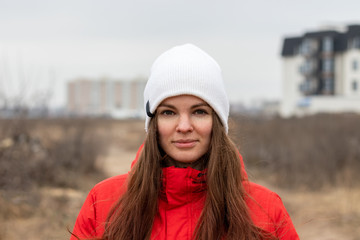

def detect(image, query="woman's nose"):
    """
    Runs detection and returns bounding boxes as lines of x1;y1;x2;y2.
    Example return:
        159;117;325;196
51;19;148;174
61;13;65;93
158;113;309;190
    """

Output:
176;115;194;133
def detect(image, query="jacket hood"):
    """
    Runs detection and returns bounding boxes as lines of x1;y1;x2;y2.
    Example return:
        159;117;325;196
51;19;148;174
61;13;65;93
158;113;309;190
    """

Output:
130;144;248;180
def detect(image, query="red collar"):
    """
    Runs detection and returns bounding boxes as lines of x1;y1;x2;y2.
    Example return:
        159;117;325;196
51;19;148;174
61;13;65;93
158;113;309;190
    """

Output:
160;166;207;208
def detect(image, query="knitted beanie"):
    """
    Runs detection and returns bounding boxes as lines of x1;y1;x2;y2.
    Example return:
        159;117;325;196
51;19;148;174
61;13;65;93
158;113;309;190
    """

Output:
144;43;229;133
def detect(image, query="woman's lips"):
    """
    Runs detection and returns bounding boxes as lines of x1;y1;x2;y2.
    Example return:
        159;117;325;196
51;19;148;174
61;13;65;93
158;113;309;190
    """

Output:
172;139;197;148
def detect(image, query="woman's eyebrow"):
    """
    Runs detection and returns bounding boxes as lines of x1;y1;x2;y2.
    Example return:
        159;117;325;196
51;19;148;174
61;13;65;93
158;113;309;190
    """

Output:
158;103;176;109
158;102;210;109
191;103;210;109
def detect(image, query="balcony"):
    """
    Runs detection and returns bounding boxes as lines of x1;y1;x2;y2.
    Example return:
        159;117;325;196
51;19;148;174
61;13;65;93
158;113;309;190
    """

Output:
300;39;319;57
299;59;318;77
299;78;319;96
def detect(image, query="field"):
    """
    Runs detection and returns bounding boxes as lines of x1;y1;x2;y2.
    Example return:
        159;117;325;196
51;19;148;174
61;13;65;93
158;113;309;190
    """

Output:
0;115;359;239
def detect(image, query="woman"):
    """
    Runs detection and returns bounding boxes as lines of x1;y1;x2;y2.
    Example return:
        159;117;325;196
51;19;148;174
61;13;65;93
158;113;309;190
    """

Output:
71;44;299;240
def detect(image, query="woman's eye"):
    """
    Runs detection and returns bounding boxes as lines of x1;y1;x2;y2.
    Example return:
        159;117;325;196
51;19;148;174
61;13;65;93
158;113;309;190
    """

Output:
161;110;175;116
194;109;208;115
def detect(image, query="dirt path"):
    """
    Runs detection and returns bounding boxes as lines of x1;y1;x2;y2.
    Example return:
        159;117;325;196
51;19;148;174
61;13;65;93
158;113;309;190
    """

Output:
95;145;360;240
1;146;136;240
97;146;360;240
255;179;360;240
6;143;355;240
97;146;136;177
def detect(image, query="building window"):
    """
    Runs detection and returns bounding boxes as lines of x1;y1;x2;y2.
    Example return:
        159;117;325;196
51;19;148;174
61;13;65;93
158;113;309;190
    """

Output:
299;82;306;93
300;39;318;56
323;59;334;72
322;37;333;52
350;37;360;49
299;78;318;95
299;80;311;93
324;78;334;92
353;60;358;71
353;80;358;91
300;60;317;75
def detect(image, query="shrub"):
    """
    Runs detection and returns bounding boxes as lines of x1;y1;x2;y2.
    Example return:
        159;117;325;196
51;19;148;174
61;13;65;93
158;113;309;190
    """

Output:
0;118;106;190
230;113;360;189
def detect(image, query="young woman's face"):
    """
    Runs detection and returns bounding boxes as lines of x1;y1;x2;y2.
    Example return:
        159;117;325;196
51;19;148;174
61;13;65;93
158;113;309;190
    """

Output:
157;95;213;164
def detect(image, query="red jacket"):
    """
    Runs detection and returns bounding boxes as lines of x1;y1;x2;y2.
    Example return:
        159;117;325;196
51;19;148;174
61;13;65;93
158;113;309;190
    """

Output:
71;146;299;239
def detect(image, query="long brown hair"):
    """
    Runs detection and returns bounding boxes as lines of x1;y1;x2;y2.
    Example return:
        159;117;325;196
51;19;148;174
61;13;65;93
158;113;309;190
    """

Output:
100;112;277;240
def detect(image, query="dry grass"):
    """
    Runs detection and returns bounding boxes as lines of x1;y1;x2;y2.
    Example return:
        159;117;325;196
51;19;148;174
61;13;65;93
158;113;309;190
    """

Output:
0;118;110;190
249;174;360;240
1;115;359;239
230;113;360;190
0;173;105;240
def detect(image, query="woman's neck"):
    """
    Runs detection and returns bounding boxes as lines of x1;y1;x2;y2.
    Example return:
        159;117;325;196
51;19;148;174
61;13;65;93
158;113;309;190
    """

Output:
161;154;208;170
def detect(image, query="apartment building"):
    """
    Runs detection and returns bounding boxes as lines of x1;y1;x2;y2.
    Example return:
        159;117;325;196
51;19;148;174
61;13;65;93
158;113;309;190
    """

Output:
67;78;146;118
281;24;360;117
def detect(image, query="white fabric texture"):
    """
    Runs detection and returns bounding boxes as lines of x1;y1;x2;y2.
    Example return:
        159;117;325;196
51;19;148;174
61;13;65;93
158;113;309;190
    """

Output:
144;43;229;133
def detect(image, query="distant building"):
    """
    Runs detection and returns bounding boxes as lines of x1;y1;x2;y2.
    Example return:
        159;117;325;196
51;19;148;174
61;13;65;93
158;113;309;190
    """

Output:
281;24;360;117
67;78;146;118
230;100;280;118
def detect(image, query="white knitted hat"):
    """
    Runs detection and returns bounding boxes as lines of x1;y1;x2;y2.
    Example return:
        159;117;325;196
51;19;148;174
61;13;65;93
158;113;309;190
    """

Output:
144;43;229;133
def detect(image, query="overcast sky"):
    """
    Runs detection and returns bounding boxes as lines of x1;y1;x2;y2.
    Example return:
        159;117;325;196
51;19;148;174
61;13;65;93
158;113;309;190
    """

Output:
1;0;360;108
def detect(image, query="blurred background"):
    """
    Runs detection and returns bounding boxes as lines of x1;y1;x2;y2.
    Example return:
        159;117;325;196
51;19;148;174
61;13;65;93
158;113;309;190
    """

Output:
1;0;360;239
